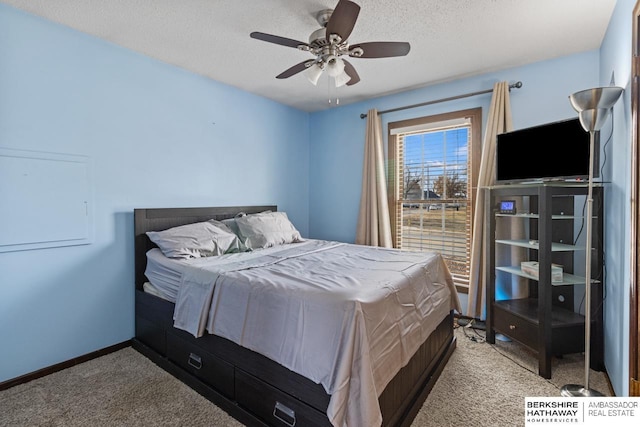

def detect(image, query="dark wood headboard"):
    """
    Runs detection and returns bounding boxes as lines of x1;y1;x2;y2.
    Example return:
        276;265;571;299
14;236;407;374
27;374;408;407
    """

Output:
134;205;277;289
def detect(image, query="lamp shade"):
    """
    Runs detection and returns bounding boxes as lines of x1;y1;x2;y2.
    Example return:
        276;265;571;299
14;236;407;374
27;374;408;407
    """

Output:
304;64;323;85
569;86;624;132
577;109;613;133
326;57;345;77
334;69;351;88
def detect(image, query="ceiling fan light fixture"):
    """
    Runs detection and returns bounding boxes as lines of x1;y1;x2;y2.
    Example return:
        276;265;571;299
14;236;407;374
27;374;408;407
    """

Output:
305;63;324;85
334;69;351;87
326;57;345;77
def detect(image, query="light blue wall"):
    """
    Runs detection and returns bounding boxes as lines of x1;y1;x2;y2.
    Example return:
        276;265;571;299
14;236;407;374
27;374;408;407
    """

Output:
308;1;634;396
0;5;309;382
2;1;633;396
308;51;600;243
308;51;601;320
599;0;635;397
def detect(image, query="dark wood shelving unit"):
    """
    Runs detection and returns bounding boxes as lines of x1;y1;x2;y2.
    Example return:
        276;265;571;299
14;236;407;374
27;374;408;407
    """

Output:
485;182;604;379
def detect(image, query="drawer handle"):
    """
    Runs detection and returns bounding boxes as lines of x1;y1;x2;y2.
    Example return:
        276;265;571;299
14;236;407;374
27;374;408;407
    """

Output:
188;352;202;370
509;324;516;330
273;401;296;427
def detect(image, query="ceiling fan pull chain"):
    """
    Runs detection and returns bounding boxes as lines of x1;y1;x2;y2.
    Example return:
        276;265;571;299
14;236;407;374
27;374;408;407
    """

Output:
327;77;340;106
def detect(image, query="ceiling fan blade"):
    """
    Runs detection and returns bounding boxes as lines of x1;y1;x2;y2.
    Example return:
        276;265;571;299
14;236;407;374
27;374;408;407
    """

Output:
342;59;360;86
250;32;309;49
326;0;360;43
350;42;411;58
276;61;314;79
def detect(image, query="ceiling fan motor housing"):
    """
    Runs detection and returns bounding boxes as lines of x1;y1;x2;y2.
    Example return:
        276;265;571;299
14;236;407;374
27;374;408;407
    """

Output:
309;27;330;49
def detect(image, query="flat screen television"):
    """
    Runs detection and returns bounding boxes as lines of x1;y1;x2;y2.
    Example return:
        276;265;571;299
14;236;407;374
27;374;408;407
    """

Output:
496;118;596;183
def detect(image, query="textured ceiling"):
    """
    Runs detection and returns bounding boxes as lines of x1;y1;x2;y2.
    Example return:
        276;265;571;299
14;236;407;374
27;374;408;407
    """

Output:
1;0;617;112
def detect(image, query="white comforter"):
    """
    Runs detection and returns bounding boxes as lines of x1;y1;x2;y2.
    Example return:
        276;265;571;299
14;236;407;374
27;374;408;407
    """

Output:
172;240;460;427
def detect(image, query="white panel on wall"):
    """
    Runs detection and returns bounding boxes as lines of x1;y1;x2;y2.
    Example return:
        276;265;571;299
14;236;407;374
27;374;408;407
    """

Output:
0;148;92;252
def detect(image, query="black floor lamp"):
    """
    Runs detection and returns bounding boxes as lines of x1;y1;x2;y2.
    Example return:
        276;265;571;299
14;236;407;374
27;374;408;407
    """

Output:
560;86;623;397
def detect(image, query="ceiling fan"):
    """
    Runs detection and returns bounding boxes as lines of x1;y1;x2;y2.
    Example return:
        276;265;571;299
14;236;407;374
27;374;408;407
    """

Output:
250;0;410;88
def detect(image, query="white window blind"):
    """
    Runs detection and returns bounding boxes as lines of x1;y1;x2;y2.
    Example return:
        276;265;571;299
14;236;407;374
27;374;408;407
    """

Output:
390;116;476;291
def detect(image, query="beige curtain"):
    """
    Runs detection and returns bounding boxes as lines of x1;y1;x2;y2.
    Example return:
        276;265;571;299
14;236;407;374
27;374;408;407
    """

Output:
355;109;392;247
467;82;525;319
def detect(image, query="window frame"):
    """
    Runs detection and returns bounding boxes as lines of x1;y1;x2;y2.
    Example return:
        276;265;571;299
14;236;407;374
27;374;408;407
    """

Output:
387;108;482;294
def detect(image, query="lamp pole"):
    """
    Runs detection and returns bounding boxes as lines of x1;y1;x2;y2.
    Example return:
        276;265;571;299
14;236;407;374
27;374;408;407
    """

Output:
561;86;623;397
581;128;596;395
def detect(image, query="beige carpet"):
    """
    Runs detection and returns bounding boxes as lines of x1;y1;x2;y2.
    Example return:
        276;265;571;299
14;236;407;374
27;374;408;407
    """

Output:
0;326;610;427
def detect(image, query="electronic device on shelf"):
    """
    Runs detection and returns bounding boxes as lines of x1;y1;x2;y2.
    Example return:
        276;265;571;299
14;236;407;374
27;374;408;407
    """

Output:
496;118;595;184
498;200;516;214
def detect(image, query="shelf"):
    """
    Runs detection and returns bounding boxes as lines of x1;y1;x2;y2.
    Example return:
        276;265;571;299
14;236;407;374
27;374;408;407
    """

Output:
495;239;583;251
485;181;605;190
486;183;605;378
495;213;578;220
495;298;586;327
495;266;601;286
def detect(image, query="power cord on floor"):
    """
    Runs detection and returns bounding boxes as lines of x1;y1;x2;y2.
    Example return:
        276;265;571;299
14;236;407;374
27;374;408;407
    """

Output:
455;316;486;343
455;315;561;390
464;319;486;343
487;343;561;390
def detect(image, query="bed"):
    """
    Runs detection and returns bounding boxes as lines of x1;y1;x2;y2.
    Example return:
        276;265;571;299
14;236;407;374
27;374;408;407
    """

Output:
132;206;459;427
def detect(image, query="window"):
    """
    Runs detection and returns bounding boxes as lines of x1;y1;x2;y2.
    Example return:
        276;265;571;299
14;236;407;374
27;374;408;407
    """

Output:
388;109;481;293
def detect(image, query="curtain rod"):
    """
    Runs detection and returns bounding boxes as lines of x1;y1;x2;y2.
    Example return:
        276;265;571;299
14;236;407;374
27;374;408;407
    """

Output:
359;81;523;119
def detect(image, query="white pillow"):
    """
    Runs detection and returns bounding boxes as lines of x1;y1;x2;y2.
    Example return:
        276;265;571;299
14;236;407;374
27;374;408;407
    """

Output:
146;219;241;259
221;216;242;237
235;211;302;249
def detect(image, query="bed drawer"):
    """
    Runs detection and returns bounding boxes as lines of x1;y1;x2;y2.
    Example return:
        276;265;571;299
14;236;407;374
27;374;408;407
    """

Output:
235;369;331;427
167;333;234;399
